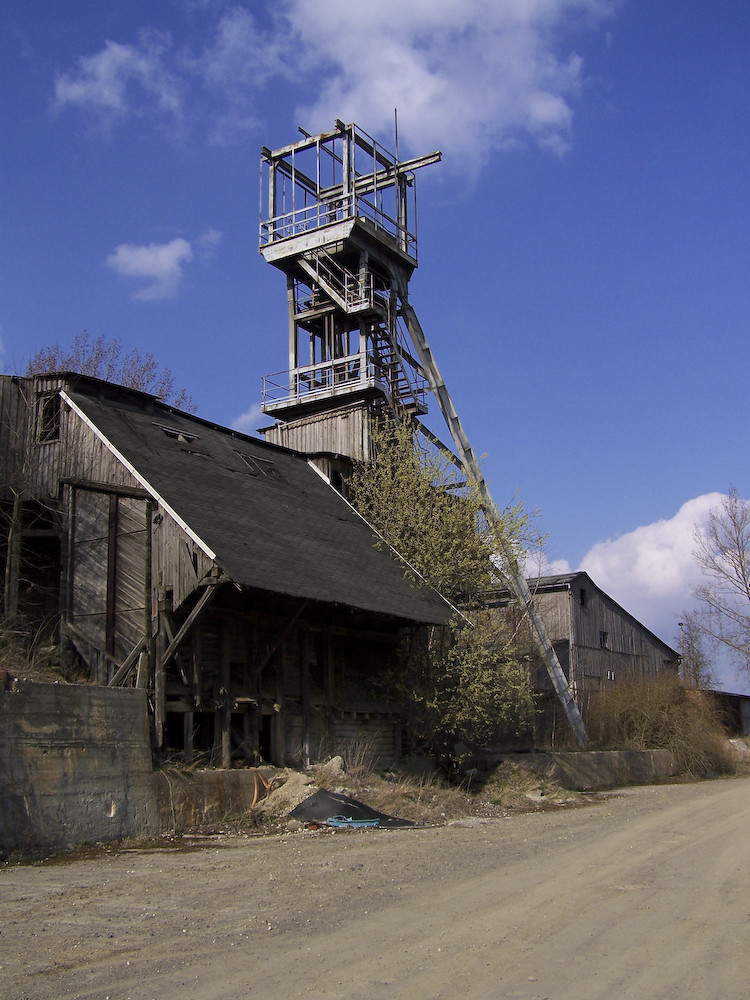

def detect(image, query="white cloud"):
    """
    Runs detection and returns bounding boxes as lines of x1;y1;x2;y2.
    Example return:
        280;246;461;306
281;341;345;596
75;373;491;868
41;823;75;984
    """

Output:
576;494;726;641
183;6;284;144
232;402;264;435
285;0;615;162
195;228;222;258
105;228;220;299
54;30;184;130
524;552;573;578
54;1;616;160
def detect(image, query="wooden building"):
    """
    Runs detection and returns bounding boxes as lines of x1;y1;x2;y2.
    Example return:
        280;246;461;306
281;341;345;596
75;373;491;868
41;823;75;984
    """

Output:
486;571;679;695
0;372;452;767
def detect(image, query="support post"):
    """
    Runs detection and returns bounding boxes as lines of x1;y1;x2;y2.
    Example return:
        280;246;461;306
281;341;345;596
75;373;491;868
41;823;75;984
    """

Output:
184;711;194;765
219;620;231;768
105;494;119;658
301;629;310;768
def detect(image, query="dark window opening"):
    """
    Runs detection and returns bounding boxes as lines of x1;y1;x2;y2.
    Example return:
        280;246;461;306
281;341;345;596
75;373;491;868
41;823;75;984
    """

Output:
152;421;199;444
36;393;61;442
259;713;272;761
580;588;587;607
600;630;609;649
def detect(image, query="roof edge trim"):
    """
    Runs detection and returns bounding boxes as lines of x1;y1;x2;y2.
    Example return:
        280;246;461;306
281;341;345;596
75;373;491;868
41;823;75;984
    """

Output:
61;390;217;562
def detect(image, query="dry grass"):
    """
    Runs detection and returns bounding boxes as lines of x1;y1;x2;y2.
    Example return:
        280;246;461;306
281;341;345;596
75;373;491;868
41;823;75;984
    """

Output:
480;761;566;810
0;618;70;683
585;674;736;776
346;770;475;824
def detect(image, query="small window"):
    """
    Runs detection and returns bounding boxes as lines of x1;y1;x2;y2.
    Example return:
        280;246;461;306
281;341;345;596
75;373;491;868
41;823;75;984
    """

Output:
599;630;609;649
36;393;61;442
606;669;616;682
580;588;587;607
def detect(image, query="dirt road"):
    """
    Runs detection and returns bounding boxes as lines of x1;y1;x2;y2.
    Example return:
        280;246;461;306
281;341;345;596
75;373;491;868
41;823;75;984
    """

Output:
2;778;749;1000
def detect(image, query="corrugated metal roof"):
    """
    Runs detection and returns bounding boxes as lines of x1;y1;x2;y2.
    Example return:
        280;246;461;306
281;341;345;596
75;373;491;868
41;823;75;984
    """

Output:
64;387;452;625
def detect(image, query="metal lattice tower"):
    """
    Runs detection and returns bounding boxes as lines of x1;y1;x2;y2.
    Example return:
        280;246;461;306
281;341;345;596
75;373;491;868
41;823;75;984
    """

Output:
258;121;587;746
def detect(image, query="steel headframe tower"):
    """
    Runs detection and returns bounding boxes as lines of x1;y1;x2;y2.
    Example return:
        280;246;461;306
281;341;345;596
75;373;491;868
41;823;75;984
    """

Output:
259;120;587;747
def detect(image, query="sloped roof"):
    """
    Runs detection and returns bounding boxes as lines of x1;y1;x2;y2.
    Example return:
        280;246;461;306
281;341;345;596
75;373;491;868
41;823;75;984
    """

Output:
486;571;678;658
63;383;452;625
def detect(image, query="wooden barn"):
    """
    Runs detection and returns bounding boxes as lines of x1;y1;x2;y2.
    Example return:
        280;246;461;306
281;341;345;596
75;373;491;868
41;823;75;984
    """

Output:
0;372;453;767
486;571;679;694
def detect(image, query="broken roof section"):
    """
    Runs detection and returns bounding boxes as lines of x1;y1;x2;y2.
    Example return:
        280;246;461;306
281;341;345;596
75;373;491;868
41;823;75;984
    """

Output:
63;379;452;625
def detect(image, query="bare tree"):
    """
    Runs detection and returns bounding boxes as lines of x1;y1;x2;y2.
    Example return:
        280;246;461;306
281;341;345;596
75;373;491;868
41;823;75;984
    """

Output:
676;614;715;689
25;331;196;411
691;488;750;677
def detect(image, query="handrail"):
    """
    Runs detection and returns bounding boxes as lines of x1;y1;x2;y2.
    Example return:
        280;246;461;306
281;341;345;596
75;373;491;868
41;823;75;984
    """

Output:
259;191;417;258
262;349;427;411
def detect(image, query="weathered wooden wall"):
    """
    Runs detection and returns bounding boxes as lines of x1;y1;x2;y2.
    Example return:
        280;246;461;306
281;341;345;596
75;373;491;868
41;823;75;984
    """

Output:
70;489;149;665
521;581;677;695
153;511;214;610
569;581;677;688
262;403;372;463
2;376;408;771
0;377;33;504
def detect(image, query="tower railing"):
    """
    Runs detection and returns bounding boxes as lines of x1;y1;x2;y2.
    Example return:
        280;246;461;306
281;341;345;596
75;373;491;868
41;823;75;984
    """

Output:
262;350;428;413
259;190;417;258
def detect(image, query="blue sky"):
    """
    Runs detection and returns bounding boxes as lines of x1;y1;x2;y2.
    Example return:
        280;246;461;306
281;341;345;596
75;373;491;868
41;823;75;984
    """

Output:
2;1;749;689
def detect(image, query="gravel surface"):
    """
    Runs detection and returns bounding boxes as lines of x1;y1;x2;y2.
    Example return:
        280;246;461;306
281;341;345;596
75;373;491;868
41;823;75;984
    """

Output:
2;777;749;999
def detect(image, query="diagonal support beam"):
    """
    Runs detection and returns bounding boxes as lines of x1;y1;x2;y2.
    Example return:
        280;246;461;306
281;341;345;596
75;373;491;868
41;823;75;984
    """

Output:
160;583;220;669
398;282;588;748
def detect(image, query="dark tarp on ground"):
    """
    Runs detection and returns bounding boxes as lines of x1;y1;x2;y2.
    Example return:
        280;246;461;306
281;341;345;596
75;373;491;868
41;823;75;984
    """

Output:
289;789;414;828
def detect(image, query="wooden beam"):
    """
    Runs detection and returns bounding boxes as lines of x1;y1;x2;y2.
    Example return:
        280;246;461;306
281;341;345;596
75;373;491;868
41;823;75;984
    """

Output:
106;494;118;656
161;583;220;668
301;630;311;768
184;711;194;765
219;620;231;768
108;635;147;687
60;478;150;500
254;600;308;676
136;649;148;689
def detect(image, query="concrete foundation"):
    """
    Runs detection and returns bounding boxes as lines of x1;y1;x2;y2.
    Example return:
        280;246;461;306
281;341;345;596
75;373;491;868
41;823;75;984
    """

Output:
500;749;677;791
153;767;271;832
1;680;680;854
0;681;159;854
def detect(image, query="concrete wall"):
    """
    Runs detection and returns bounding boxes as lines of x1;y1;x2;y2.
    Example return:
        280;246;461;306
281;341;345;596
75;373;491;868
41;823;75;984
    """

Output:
500;749;677;791
0;681;159;854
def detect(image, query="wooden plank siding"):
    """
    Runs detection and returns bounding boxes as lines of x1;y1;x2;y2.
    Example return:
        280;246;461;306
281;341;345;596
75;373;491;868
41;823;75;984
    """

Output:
152;511;214;610
1;374;447;768
69;488;149;669
262;403;373;464
503;574;679;695
569;581;677;689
